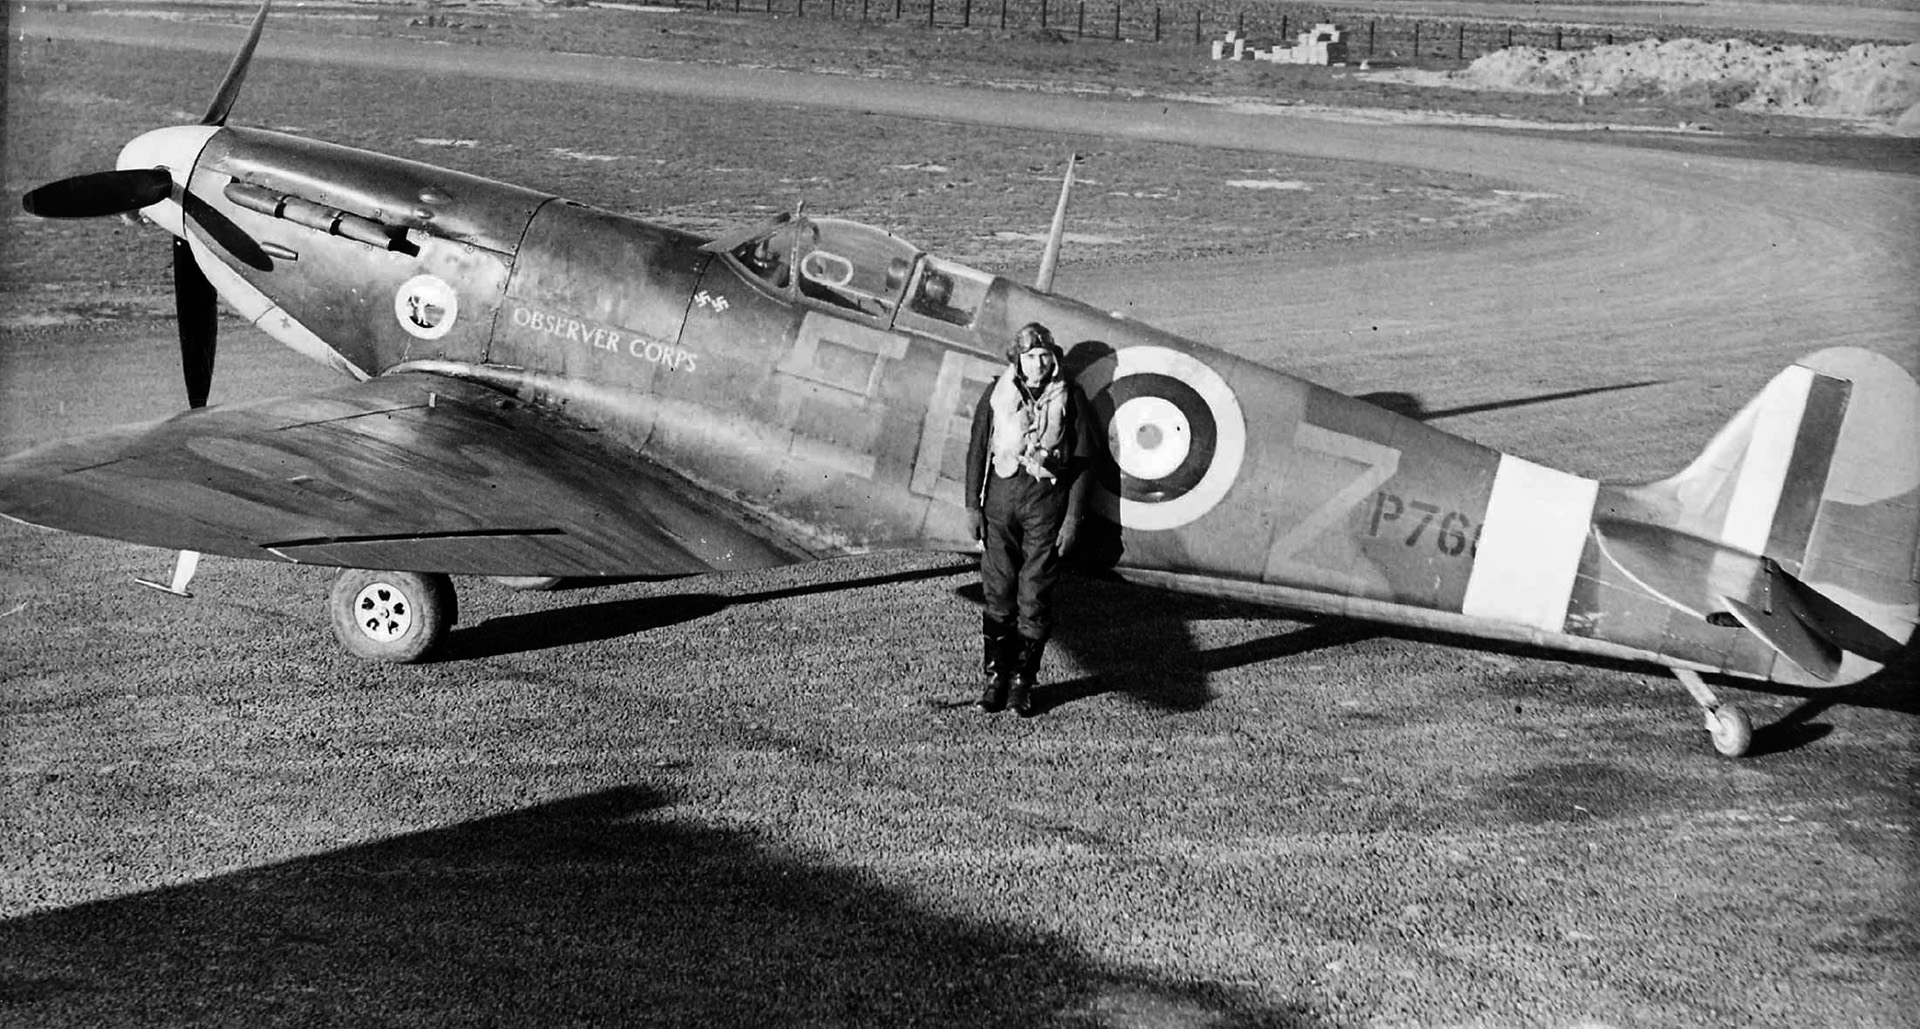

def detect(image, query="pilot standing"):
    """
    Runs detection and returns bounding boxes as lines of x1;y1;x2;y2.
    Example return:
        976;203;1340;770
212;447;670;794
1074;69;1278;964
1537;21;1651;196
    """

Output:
965;322;1087;716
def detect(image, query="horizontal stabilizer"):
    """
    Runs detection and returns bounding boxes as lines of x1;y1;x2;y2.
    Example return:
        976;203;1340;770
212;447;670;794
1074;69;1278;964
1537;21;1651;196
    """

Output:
1774;564;1908;664
1596;518;1907;680
1720;594;1841;682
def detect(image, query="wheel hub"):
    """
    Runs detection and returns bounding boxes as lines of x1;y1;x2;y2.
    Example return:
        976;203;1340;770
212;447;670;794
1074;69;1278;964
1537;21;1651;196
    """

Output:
351;581;413;642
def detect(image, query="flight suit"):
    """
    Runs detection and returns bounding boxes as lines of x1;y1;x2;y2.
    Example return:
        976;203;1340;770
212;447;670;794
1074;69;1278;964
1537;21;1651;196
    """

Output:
965;359;1086;716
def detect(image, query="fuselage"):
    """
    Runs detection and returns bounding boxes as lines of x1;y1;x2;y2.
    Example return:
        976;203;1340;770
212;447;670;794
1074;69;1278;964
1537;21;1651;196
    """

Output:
120;123;1905;688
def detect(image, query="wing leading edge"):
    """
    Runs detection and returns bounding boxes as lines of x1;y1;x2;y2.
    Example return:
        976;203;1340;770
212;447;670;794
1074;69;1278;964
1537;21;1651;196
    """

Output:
0;372;814;577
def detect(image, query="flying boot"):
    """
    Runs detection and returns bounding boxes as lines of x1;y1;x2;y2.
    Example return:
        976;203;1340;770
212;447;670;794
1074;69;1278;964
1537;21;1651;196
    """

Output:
978;616;1015;713
1009;635;1047;717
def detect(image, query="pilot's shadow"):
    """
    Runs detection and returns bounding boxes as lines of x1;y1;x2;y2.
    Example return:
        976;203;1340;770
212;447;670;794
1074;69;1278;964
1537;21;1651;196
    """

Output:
958;574;1372;715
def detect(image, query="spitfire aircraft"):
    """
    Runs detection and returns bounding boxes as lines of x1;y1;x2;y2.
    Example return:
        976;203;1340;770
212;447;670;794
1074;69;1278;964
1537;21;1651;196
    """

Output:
4;3;1915;758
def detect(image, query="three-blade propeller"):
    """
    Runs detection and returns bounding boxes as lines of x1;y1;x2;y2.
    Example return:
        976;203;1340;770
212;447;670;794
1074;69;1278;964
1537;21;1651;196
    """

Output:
18;0;272;409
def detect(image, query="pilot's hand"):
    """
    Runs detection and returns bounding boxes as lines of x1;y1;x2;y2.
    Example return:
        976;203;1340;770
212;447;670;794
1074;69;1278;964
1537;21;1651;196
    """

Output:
967;509;985;542
1055;517;1077;557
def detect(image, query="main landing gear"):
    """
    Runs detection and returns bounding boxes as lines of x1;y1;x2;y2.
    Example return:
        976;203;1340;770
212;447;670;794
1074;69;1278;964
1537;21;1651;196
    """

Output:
327;568;457;663
1672;667;1753;757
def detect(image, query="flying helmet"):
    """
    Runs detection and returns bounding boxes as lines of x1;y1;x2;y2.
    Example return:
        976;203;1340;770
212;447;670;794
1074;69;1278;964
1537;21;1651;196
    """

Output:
1007;322;1063;364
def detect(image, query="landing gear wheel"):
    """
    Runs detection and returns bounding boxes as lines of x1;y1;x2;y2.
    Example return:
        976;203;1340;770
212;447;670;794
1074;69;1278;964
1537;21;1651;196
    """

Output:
328;569;456;663
1706;703;1753;758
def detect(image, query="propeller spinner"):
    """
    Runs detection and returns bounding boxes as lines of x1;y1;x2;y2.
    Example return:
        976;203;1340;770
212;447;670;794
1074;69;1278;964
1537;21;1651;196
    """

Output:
17;0;272;408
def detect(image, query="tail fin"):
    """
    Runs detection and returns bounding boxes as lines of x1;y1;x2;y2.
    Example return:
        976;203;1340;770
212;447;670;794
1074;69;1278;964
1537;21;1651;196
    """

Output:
1606;347;1919;684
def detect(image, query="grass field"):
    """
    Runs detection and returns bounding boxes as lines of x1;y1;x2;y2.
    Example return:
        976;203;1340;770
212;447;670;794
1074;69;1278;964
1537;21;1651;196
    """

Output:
2;7;1916;1027
1;28;1582;328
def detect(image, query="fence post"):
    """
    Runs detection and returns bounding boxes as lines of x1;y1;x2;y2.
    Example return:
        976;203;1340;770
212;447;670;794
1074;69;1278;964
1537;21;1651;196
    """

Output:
1280;13;1287;39
1040;0;1047;26
797;0;803;16
1192;9;1200;45
927;0;934;27
1412;21;1419;57
1112;3;1119;39
1457;23;1463;59
1236;10;1243;36
1077;2;1084;36
1154;5;1160;42
1000;0;1006;28
1367;20;1374;57
963;0;970;26
1554;26;1562;49
1505;26;1511;49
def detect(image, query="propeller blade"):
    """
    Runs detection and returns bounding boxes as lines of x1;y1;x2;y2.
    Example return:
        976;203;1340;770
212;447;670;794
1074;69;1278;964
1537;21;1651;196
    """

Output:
21;169;173;219
201;0;273;127
174;236;219;408
183;190;273;271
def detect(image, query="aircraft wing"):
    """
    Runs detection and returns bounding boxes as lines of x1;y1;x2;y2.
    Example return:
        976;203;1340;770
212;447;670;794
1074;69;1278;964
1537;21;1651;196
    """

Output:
0;372;814;577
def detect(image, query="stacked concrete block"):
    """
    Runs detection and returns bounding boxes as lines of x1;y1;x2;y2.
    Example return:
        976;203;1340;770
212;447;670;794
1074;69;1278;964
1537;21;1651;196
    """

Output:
1212;23;1349;66
1212;30;1251;61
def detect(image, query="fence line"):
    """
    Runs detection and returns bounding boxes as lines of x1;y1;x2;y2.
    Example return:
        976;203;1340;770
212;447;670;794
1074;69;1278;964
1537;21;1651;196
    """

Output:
675;0;1821;63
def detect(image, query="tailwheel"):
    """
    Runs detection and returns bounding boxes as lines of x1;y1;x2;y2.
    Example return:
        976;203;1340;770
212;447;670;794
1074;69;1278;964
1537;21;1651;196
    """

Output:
328;569;457;663
1672;667;1753;758
1705;703;1753;758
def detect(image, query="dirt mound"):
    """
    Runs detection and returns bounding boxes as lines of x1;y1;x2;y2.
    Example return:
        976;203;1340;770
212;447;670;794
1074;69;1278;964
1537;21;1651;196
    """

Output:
1459;38;1920;132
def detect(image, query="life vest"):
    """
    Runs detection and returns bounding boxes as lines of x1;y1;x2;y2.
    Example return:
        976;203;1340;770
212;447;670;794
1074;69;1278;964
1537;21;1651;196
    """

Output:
988;367;1068;481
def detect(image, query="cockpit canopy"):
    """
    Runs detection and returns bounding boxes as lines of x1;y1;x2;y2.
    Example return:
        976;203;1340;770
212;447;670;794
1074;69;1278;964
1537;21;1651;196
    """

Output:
717;214;993;333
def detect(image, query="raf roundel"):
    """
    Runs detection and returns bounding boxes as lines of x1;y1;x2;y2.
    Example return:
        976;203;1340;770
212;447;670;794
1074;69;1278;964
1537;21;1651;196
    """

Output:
1076;345;1247;531
394;274;459;341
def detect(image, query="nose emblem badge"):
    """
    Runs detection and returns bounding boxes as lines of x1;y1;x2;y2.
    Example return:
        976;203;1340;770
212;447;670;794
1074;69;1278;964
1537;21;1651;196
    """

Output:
395;274;459;340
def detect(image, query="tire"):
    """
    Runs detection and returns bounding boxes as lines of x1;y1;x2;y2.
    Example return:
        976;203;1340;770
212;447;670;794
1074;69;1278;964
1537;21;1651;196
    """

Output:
1708;703;1753;758
327;569;456;663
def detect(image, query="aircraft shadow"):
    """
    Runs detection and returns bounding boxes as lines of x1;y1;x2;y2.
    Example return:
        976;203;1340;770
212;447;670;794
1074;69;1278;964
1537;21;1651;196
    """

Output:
1356;379;1666;422
1037;616;1375;717
957;575;1374;715
1347;618;1920;758
0;787;1317;1027
436;551;1910;757
437;592;729;661
1740;637;1920;757
436;561;976;662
